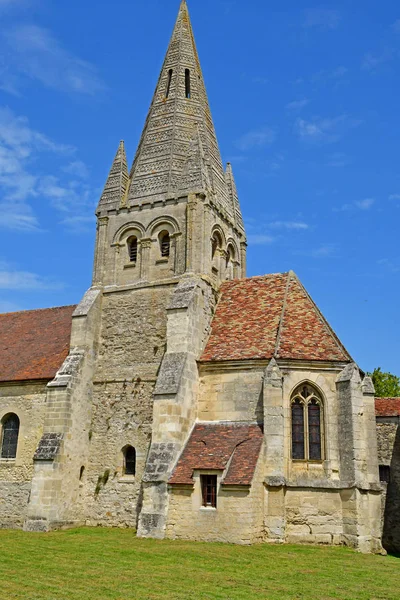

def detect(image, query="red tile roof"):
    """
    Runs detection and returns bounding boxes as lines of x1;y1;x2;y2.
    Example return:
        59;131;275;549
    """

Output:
0;305;75;383
375;398;400;417
169;423;263;486
201;272;351;363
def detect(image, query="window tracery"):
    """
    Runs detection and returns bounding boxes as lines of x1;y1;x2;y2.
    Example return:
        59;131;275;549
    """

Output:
291;384;323;461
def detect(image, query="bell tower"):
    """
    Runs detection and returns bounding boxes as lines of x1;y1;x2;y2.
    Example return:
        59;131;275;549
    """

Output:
93;0;246;290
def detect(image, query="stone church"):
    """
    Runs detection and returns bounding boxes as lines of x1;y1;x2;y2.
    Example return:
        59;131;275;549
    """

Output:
0;1;398;553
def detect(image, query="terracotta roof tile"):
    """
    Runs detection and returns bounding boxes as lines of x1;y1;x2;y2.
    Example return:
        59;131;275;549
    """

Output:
375;398;400;417
201;272;351;363
0;305;75;383
169;423;263;486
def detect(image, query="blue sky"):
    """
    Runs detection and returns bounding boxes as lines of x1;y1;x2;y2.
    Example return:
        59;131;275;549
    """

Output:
0;0;398;374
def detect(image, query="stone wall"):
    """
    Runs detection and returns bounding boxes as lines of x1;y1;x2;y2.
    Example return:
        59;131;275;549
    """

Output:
376;418;400;552
76;284;174;527
0;382;46;527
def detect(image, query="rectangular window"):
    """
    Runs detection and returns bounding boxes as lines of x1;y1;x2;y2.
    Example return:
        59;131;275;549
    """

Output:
201;474;217;508
379;465;390;484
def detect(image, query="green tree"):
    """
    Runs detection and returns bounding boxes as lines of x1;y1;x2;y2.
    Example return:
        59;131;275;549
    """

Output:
367;368;400;397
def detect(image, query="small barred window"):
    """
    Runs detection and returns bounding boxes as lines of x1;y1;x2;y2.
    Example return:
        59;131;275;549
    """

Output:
128;237;138;263
379;465;390;484
1;414;19;459
291;384;323;461
160;232;170;258
201;474;217;508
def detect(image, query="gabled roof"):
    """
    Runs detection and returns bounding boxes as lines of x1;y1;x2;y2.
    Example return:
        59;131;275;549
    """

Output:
169;423;263;486
0;305;75;383
201;272;351;363
375;398;400;417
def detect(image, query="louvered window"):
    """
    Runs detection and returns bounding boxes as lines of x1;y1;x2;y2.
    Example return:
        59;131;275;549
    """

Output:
166;69;173;98
201;475;217;508
128;237;138;263
124;446;136;476
160;232;170;258
291;385;323;461
1;414;19;459
185;69;191;99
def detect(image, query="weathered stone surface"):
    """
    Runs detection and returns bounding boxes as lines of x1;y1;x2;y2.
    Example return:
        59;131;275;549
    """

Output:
34;433;63;461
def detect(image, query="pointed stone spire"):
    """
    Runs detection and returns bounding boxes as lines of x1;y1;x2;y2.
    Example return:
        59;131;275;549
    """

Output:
97;141;129;215
126;1;234;220
225;163;245;233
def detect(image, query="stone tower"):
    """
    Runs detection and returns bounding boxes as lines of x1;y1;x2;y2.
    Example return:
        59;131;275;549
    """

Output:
24;0;245;533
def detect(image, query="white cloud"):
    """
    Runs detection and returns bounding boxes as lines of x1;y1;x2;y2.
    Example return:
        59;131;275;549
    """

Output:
268;221;309;230
1;24;105;95
286;99;309;112
236;127;276;151
334;198;375;212
326;152;350;168
0;107;96;232
295;115;361;144
247;234;276;245
389;194;400;201
62;160;89;179
303;9;341;30
355;198;375;210
0;268;63;290
362;48;393;71
392;20;400;33
311;244;337;258
311;66;349;85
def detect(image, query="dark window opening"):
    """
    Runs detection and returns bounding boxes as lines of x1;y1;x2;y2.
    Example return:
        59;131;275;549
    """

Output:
291;401;305;460
379;465;390;484
308;400;321;461
185;69;191;99
166;69;173;98
160;232;170;258
124;446;136;476
128;237;138;263
1;414;19;459
201;474;217;508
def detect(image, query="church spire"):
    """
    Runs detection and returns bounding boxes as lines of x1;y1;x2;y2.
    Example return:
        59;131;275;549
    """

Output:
97;140;129;214
125;1;234;220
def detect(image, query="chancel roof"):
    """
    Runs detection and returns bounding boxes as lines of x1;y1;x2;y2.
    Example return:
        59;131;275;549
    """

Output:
0;305;75;383
201;272;352;363
169;423;263;486
375;398;400;417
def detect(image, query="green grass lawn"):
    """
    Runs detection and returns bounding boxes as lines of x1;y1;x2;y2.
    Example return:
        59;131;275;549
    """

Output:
0;528;398;600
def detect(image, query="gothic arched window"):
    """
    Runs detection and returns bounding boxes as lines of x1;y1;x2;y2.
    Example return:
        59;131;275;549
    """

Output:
1;414;20;459
159;231;170;258
291;384;323;461
127;236;138;263
124;446;136;476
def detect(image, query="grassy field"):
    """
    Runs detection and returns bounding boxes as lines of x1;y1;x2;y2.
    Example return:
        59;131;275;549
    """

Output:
0;528;398;600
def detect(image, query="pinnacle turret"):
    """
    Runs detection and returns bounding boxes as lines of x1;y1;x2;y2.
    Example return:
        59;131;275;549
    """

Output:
97;141;129;214
225;163;245;233
125;1;234;220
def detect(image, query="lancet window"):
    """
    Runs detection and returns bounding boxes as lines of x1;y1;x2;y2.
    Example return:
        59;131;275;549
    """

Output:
128;237;138;263
291;384;323;461
185;69;191;99
124;446;136;476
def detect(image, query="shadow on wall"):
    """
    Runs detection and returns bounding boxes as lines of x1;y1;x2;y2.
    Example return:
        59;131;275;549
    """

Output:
383;425;400;553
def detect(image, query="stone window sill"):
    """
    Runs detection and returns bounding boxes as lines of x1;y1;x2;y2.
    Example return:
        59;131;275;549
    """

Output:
292;460;325;465
0;459;16;465
118;476;136;484
155;258;169;265
124;263;137;269
200;506;217;512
